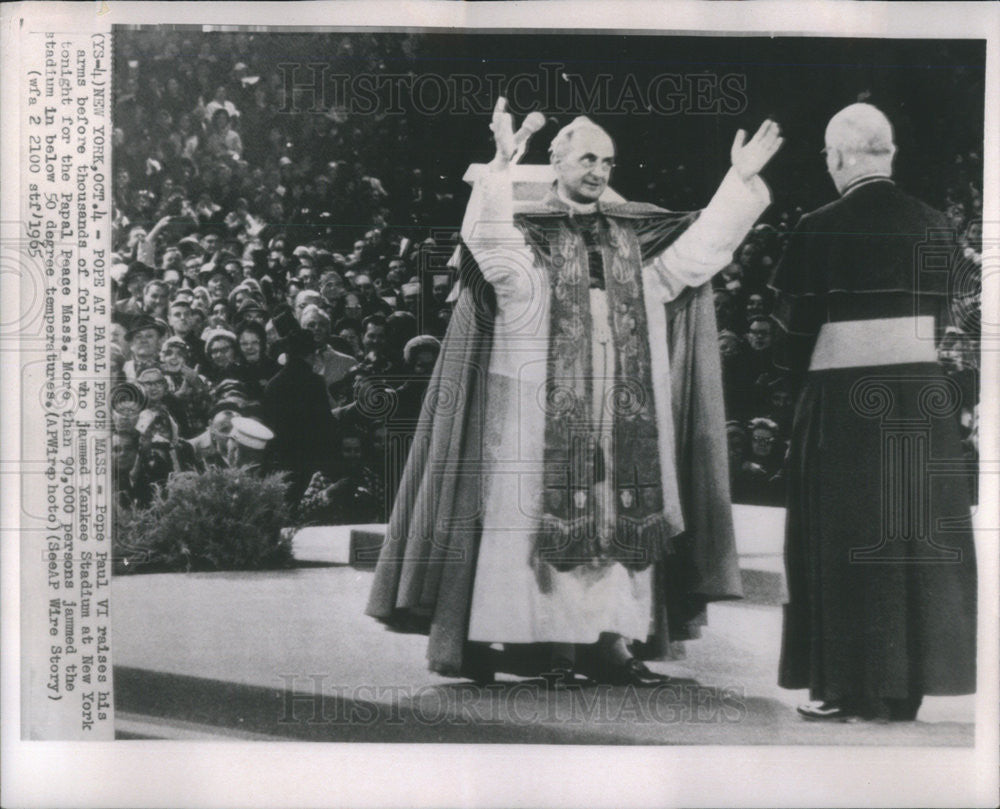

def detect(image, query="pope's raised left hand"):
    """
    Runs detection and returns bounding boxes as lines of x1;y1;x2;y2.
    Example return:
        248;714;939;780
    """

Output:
731;119;784;182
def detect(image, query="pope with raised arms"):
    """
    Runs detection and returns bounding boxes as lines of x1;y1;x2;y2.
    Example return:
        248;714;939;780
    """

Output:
367;98;783;685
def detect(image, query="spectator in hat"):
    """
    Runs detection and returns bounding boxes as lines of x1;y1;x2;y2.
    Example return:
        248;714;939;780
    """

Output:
199;328;246;386
225;416;274;474
123;314;168;381
236;320;280;388
137;366;192;438
262;327;339;502
235;298;268;328
115;262;155;316
190;399;243;469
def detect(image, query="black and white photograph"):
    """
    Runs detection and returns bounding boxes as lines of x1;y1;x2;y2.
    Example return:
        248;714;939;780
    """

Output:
2;2;998;807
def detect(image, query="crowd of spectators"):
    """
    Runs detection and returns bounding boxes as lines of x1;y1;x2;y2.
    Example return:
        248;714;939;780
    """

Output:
110;31;460;521
110;31;983;520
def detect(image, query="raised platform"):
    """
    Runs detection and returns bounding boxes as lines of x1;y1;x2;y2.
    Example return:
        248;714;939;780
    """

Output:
111;505;973;742
291;506;789;603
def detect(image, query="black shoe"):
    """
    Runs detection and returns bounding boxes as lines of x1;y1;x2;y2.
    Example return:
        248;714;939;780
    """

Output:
796;701;857;722
604;658;676;687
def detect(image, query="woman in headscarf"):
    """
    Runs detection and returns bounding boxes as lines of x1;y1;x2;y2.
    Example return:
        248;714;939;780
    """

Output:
236;320;280;389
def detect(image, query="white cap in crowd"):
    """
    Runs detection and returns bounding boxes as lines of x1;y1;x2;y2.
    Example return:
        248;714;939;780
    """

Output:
230;416;274;450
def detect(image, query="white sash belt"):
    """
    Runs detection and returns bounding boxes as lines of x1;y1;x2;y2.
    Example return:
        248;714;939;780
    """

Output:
809;316;937;371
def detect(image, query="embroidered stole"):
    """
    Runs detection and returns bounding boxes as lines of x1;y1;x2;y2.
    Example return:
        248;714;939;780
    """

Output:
527;213;672;581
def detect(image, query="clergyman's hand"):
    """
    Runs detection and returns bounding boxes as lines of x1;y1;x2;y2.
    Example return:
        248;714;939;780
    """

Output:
731;119;784;182
489;97;517;167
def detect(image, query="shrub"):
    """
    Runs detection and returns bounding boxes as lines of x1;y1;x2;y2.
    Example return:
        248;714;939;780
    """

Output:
114;467;295;574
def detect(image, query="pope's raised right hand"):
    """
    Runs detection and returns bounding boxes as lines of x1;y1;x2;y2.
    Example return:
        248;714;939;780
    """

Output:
489;97;516;166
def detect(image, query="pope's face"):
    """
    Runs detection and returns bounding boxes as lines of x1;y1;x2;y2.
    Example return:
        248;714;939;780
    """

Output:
552;128;615;204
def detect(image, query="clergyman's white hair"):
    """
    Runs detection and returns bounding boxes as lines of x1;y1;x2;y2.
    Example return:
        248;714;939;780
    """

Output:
825;103;896;157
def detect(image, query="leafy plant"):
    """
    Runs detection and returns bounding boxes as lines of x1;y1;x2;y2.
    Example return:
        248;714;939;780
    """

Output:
114;467;295;574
